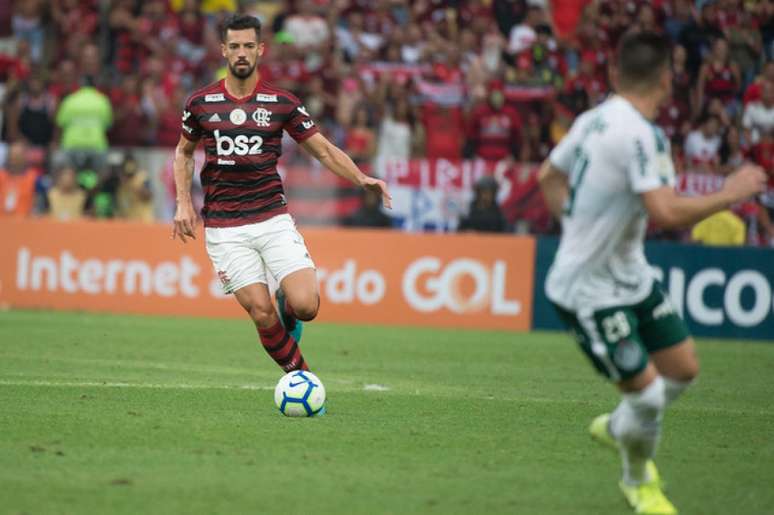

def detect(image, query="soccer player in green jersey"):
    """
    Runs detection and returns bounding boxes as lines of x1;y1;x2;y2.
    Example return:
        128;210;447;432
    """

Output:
539;31;766;514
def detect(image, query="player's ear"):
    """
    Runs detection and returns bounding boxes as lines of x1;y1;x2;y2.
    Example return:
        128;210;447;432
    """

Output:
221;42;227;59
258;42;265;57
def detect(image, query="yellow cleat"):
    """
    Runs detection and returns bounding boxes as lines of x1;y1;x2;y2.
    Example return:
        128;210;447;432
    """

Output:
589;413;662;487
619;480;678;514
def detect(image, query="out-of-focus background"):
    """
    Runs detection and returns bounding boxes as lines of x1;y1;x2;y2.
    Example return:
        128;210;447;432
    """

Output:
1;0;772;244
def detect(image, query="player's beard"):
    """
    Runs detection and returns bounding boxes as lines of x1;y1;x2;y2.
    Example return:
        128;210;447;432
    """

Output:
230;60;256;80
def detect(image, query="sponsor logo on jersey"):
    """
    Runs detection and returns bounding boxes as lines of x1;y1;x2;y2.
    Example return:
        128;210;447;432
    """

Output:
208;113;222;122
217;158;236;165
302;120;314;130
205;93;225;102
252;108;272;127
229;108;247;125
297;105;310;117
256;93;278;102
214;129;264;156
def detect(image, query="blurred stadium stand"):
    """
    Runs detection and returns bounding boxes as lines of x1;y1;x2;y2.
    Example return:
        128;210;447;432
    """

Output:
0;0;772;245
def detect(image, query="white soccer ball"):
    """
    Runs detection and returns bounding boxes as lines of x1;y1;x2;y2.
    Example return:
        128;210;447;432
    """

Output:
274;370;326;417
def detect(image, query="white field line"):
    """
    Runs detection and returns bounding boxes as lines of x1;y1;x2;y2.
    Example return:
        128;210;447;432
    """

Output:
0;354;357;385
0;379;273;391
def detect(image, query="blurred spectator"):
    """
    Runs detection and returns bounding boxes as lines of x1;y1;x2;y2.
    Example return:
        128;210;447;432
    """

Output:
727;10;763;87
51;0;99;64
285;0;330;53
0;141;40;217
696;38;740;115
465;85;527;163
376;95;414;162
749;129;774;171
342;188;392;228
47;165;86;221
743;61;774;104
507;5;543;56
719;126;745;174
12;0;44;63
115;156;153;222
109;74;150;147
742;81;774;145
458;176;506;233
691;210;746;246
684;115;722;173
55;77;113;175
678;2;723;79
6;74;56;147
493;0;528;40
48;59;80;102
344;105;376;166
420;101;465;159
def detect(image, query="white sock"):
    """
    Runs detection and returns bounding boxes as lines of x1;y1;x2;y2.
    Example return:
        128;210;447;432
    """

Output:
663;376;692;406
610;376;666;485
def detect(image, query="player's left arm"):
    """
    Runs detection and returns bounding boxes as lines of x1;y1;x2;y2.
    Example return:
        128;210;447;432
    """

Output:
538;159;569;220
301;132;392;209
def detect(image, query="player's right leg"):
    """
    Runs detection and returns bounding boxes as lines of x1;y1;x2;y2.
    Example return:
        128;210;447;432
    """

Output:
650;338;699;405
233;283;309;372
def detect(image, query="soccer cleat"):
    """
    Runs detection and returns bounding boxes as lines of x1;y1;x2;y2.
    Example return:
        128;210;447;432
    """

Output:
619;480;677;514
589;413;662;487
276;288;303;343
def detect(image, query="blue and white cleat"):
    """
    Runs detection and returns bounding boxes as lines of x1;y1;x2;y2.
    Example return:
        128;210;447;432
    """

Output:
276;288;303;343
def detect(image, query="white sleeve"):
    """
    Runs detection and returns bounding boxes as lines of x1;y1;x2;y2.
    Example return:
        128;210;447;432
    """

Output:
626;125;676;193
548;117;584;174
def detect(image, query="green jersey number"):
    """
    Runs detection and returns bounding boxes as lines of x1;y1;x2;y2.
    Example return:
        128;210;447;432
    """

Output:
563;148;589;217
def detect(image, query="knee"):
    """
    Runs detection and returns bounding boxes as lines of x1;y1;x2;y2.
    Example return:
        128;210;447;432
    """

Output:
681;362;700;383
245;302;277;328
674;358;700;383
290;292;319;321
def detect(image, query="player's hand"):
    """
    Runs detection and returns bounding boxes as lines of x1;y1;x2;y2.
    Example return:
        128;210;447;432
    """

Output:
362;176;393;209
172;201;198;243
723;163;767;202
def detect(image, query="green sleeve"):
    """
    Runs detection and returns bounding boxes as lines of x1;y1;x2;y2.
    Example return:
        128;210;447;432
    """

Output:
56;98;71;128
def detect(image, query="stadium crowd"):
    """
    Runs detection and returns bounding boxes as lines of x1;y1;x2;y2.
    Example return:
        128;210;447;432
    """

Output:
0;0;772;245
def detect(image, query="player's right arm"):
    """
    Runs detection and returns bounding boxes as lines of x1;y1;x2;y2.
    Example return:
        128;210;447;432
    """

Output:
538;160;569;220
642;164;766;229
538;115;584;220
172;134;199;243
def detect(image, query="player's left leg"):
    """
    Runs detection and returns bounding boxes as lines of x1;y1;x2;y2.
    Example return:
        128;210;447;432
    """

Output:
651;338;699;405
256;214;318;342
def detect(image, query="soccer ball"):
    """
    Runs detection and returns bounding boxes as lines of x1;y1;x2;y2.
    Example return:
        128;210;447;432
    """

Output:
274;370;326;417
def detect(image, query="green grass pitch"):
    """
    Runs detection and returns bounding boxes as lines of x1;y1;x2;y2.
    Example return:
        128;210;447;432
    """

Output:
1;310;772;515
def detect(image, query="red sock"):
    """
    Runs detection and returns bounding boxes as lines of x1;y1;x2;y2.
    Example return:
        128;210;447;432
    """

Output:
257;321;309;372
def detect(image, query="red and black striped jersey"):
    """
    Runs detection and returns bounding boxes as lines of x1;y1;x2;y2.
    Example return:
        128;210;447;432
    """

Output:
181;79;319;227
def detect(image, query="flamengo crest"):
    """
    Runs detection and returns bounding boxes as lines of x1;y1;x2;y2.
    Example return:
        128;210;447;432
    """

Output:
252;108;272;127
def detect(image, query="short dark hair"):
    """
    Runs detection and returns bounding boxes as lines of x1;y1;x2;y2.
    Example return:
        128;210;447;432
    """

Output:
616;30;672;91
220;14;262;42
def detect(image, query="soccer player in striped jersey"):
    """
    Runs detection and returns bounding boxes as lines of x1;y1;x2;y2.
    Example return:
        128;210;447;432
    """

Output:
539;31;765;514
172;14;391;375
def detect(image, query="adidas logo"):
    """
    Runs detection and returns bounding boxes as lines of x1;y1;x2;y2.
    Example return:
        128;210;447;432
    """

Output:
209;113;221;122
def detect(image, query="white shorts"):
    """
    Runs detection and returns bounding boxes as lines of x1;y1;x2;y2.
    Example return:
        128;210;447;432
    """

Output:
205;214;315;294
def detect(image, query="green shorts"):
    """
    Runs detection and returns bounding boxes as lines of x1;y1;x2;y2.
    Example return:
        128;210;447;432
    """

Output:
552;282;690;382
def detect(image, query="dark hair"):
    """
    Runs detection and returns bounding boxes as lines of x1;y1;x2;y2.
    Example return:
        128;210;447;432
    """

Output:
616;30;672;91
220;14;262;42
